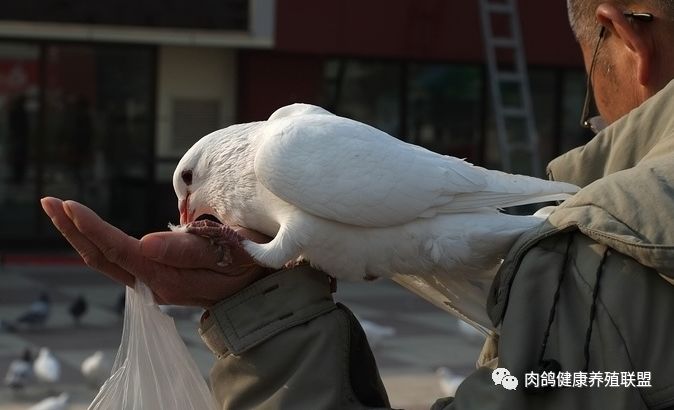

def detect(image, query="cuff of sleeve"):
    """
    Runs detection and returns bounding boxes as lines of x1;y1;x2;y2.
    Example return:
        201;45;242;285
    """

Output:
199;265;336;358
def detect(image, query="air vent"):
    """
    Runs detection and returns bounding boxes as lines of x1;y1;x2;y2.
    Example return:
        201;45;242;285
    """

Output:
171;98;220;152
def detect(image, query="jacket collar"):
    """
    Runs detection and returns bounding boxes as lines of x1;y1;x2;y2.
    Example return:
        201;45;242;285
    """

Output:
488;78;674;327
547;78;674;187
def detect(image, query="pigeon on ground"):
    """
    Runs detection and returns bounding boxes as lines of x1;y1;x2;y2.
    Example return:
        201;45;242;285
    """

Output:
28;392;69;410
4;348;33;390
172;103;578;325
81;351;112;389
436;367;465;397
68;295;87;325
33;348;60;384
15;292;50;328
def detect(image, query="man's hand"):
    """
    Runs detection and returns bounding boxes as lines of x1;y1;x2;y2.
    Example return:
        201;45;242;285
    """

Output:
40;197;273;307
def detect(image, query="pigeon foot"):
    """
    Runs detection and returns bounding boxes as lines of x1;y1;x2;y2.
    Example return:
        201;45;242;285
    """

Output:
184;220;245;267
283;257;307;269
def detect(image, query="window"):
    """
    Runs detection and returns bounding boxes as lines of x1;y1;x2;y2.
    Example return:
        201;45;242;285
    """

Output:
560;70;594;153
0;41;155;243
322;59;486;162
0;43;40;237
322;59;589;172
407;64;484;160
322;60;402;137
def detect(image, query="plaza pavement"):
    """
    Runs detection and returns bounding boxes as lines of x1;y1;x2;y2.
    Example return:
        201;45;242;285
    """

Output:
0;262;485;410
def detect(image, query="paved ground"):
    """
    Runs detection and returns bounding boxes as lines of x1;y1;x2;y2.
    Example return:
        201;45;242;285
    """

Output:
0;263;485;410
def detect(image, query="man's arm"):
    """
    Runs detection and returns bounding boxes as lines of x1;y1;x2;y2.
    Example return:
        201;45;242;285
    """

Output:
40;197;271;306
41;197;391;409
200;266;391;409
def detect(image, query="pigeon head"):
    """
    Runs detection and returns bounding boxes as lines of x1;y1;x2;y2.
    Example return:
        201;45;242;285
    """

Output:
173;122;262;225
21;348;32;362
174;130;218;224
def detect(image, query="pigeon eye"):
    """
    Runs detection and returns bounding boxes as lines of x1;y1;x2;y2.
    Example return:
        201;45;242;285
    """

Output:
181;170;193;186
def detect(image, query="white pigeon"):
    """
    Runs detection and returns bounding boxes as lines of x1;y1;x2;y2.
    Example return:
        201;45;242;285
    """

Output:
436;367;465;397
29;392;69;410
81;351;112;389
33;347;60;384
4;348;33;390
173;103;578;325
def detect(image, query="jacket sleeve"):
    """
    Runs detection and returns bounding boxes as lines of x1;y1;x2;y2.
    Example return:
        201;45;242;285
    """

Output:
198;265;391;410
199;231;674;410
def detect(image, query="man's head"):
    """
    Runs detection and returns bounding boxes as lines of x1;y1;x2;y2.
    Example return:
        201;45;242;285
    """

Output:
567;0;674;126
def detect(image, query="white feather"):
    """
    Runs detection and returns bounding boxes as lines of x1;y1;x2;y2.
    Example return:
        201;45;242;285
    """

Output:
173;103;578;327
254;108;577;227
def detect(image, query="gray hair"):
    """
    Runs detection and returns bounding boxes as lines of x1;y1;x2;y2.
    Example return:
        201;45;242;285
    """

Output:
567;0;674;44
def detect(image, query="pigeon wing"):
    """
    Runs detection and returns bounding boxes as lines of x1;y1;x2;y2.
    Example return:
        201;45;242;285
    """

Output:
254;113;491;227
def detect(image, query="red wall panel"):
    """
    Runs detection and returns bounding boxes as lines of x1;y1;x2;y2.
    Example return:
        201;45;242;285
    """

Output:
519;0;582;67
275;0;584;67
236;51;324;121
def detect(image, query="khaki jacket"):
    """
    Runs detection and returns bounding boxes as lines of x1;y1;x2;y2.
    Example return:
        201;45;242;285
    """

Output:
200;80;674;410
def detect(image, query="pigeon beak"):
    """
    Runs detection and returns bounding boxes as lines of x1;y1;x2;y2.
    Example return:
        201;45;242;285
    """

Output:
179;194;195;225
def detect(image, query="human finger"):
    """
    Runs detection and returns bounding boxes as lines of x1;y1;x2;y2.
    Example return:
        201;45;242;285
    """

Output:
140;226;270;270
61;200;160;287
41;197;136;287
139;231;261;276
139;232;224;269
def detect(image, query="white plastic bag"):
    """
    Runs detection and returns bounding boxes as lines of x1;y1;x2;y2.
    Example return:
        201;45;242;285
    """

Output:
89;281;218;410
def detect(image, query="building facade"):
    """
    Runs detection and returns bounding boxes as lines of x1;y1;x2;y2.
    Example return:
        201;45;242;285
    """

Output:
0;0;590;247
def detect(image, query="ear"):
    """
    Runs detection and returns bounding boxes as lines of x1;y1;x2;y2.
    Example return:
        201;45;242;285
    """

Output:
596;3;654;85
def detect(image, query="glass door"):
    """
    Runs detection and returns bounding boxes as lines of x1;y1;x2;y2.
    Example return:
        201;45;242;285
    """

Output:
0;41;156;245
41;45;102;222
40;44;155;237
0;42;41;238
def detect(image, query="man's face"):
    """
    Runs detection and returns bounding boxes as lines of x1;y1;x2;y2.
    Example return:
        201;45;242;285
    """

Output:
579;33;643;127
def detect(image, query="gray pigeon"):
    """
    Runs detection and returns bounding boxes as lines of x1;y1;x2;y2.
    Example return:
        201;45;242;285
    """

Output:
68;295;87;325
16;292;50;328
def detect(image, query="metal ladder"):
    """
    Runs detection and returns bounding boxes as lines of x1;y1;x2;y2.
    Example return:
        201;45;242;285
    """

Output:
478;0;541;176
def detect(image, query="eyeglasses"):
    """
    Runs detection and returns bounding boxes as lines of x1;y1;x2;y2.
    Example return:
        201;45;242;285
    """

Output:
580;11;654;133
